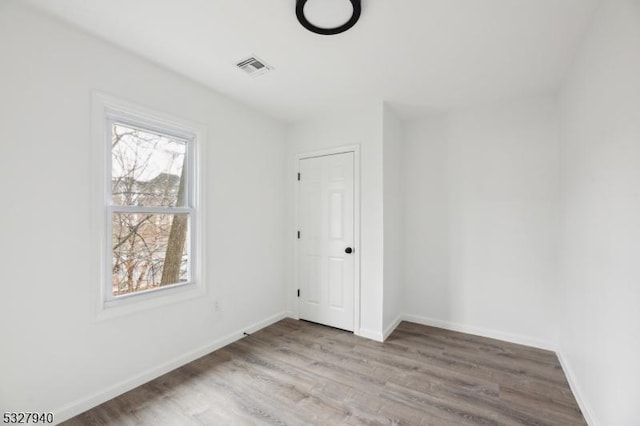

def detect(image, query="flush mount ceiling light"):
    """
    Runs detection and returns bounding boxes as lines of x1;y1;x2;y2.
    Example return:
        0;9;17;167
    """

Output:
296;0;361;35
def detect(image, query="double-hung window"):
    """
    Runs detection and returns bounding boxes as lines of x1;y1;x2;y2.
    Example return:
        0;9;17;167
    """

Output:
94;94;202;312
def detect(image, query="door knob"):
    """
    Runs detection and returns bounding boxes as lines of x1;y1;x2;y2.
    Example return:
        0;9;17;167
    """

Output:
345;247;353;254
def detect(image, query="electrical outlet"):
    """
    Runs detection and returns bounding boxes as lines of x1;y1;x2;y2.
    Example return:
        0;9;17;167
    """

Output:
214;300;220;312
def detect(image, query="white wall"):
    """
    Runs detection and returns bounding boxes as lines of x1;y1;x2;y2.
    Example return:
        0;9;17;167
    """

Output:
402;115;451;327
558;0;640;424
0;2;286;419
285;102;385;339
403;96;560;348
382;104;404;335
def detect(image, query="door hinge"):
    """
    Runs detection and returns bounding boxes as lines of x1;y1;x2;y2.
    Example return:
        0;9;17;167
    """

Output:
297;172;300;181
297;289;300;297
297;230;300;239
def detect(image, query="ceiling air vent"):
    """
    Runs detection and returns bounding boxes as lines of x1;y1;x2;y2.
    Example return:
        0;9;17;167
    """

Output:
236;56;273;77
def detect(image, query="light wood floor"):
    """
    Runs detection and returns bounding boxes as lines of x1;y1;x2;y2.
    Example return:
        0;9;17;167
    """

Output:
62;319;585;425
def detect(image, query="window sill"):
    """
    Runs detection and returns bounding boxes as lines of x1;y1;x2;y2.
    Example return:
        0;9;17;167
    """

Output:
95;281;206;321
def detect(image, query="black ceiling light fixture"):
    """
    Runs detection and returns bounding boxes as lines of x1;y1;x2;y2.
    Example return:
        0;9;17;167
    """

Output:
296;0;361;35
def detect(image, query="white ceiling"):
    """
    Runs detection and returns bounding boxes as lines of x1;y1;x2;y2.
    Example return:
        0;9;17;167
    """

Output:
22;0;599;122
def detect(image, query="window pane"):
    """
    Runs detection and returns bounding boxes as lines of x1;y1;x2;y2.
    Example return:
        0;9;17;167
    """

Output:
111;213;190;296
111;123;187;207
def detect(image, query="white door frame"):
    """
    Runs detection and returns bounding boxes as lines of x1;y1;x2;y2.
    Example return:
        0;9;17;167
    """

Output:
293;145;361;334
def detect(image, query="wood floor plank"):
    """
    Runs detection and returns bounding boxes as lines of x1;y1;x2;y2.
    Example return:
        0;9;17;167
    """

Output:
62;319;586;425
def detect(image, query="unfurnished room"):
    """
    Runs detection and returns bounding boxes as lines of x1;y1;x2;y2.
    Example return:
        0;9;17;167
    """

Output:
1;0;639;425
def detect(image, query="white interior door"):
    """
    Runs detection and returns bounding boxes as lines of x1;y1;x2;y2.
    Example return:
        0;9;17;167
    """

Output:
298;152;354;331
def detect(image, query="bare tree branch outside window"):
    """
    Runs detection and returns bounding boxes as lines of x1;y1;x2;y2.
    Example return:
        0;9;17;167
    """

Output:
110;124;190;296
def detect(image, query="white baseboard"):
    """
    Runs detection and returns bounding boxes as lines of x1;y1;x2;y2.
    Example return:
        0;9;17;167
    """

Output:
401;314;557;351
383;315;403;341
53;311;288;424
357;313;556;349
355;327;384;342
285;310;299;320
556;349;598;426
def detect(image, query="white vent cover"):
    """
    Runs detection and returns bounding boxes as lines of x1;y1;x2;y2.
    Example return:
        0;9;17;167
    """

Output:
236;56;273;77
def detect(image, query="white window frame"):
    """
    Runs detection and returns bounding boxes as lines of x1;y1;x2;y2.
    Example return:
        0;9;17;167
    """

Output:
92;92;206;320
